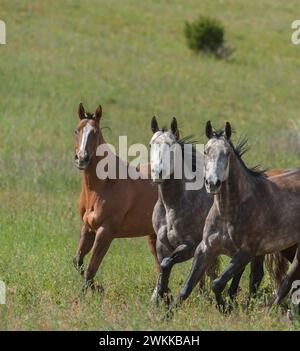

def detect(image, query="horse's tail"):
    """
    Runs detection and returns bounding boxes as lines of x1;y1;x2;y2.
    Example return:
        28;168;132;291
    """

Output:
265;252;289;288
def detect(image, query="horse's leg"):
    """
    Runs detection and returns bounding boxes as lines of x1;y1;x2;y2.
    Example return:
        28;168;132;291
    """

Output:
156;242;195;305
165;242;218;320
227;257;263;302
147;233;161;274
228;268;245;301
249;255;265;297
73;224;96;275
83;225;113;292
176;242;218;305
198;259;219;294
212;251;252;311
274;244;300;305
151;239;170;304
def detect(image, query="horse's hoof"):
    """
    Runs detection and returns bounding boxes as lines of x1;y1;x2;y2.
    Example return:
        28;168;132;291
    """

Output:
92;283;105;294
150;287;173;307
72;256;78;269
73;257;84;274
80;280;104;297
164;308;174;321
150;287;160;306
286;305;300;320
164;292;173;307
164;298;181;321
79;284;88;298
216;300;233;315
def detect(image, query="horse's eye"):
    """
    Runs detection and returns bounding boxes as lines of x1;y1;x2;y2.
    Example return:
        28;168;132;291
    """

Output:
74;129;79;135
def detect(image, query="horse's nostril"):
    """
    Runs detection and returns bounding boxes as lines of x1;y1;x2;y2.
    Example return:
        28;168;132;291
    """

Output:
74;154;79;160
216;180;221;188
84;154;89;162
205;179;209;186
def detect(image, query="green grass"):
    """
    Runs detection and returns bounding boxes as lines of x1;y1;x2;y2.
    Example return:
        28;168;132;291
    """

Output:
0;0;299;330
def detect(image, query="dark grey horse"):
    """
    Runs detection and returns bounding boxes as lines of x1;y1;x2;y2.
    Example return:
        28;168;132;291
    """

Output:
149;117;268;304
174;121;300;311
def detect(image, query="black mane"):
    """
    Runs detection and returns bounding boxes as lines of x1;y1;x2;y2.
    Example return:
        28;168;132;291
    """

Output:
211;129;266;178
177;134;199;173
231;137;266;178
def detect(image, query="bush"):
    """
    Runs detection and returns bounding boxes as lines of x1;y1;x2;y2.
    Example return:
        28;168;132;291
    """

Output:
185;16;225;55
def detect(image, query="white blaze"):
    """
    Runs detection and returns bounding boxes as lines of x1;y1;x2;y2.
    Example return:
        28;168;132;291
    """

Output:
79;123;93;155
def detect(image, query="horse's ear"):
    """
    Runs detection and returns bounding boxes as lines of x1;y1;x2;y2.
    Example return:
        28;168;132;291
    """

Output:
205;120;213;139
94;105;102;122
151;116;159;133
171;117;179;139
225;122;232;139
78;103;85;120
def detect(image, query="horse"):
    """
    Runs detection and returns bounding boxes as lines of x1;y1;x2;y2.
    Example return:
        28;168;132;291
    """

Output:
174;121;300;311
149;116;276;304
73;103;159;290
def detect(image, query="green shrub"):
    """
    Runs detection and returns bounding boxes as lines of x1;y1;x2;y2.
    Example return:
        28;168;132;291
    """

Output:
185;15;225;55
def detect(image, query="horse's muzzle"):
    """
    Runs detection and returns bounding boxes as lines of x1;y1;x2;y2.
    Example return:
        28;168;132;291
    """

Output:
205;179;221;194
74;153;90;170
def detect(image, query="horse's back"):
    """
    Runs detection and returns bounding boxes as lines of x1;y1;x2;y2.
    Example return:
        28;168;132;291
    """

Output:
268;167;300;188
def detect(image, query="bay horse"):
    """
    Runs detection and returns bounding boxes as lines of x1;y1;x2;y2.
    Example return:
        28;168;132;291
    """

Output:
73;103;159;290
174;121;300;311
149;116;280;304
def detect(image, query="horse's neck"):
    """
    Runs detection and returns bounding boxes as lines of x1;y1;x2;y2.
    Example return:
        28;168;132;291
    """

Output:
82;133;126;194
158;178;185;210
82;156;99;192
215;156;253;220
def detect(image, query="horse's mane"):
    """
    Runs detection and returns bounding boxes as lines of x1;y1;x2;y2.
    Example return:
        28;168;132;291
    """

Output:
177;134;199;173
232;137;266;178
211;129;266;178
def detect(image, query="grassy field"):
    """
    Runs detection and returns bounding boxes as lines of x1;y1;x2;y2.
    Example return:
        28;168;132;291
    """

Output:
0;0;300;330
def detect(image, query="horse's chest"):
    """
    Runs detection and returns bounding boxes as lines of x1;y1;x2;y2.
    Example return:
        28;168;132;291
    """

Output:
165;210;185;247
83;206;104;231
223;222;245;252
83;209;95;228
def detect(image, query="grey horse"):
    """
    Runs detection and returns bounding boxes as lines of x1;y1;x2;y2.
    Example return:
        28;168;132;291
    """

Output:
174;121;300;311
149;117;267;304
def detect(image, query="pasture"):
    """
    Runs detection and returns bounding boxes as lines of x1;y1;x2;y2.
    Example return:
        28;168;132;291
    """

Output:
0;0;300;330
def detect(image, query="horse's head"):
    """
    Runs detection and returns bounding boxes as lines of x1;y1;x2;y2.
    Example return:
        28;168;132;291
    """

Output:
204;120;232;194
74;103;102;170
149;116;180;183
